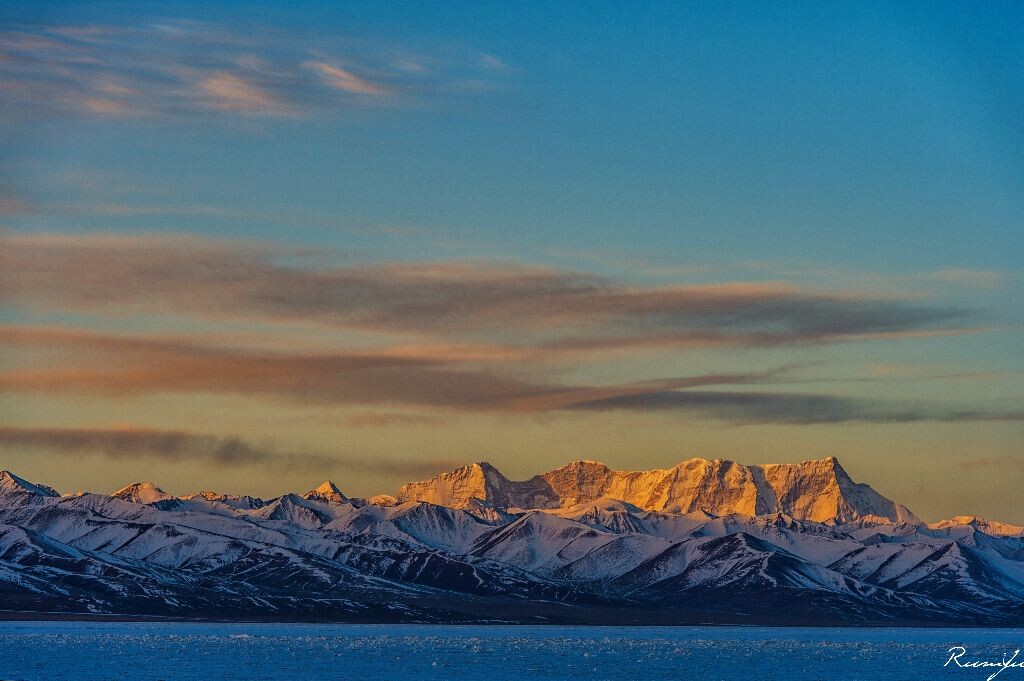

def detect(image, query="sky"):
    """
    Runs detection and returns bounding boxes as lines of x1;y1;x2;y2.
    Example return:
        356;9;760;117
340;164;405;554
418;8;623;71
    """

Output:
0;1;1022;523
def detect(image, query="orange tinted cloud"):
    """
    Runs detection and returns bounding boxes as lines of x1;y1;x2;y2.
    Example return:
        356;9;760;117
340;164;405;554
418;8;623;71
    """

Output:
343;412;445;428
0;232;976;351
0;19;505;120
195;72;295;115
2;326;1021;424
304;60;389;95
0;327;544;408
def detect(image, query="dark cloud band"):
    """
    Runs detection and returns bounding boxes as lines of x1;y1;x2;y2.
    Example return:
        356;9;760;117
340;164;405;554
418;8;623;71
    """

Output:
564;389;1024;425
1;326;1020;425
0;425;458;478
0;233;974;351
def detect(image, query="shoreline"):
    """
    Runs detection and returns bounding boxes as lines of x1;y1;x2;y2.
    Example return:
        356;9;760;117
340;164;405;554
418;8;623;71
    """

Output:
0;611;1015;629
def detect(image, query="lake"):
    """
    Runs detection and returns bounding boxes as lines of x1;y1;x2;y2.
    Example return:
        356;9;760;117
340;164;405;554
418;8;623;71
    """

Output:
0;621;1020;680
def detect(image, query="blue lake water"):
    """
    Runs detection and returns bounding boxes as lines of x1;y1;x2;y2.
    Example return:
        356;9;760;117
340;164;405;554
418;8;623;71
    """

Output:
0;621;1021;680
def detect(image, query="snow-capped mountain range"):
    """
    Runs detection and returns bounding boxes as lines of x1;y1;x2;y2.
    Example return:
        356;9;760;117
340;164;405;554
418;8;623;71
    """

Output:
0;459;1021;625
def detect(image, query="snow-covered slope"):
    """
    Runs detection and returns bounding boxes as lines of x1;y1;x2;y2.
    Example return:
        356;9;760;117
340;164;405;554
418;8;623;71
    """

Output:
0;461;1018;625
181;490;267;511
930;516;1024;537
111;482;173;505
0;470;60;501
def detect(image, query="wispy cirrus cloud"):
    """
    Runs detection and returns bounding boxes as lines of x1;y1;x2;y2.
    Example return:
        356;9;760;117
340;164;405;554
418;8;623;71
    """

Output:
0;19;505;120
564;389;1024;425
479;54;511;72
924;269;1011;291
955;456;1024;472
1;325;1021;425
0;326;547;408
0;425;298;467
343;412;446;428
863;363;1010;382
501;369;794;412
0;232;977;351
304;60;390;96
2;233;1013;426
0;425;460;479
193;71;297;116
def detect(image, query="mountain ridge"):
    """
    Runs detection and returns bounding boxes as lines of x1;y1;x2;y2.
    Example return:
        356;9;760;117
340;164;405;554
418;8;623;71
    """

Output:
394;456;921;525
0;454;1006;529
0;460;1019;625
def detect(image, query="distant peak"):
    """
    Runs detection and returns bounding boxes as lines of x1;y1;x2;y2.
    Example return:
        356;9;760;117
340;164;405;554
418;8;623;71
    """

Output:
758;455;849;479
303;480;347;504
675;456;729;468
111;481;172;505
930;515;1024;537
0;470;60;497
815;456;851;479
566;459;610;469
792;455;841;467
315;480;342;495
548;458;610;475
113;481;160;492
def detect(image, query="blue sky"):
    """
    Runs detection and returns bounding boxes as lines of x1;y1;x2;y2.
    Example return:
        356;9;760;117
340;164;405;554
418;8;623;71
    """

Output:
0;1;1022;521
7;1;1023;269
